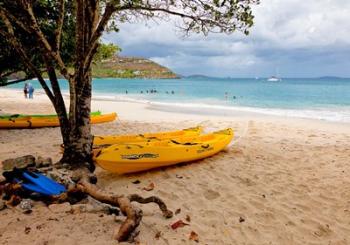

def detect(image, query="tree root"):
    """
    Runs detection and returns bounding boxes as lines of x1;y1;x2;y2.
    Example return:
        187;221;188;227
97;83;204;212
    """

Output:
128;194;174;218
75;174;173;241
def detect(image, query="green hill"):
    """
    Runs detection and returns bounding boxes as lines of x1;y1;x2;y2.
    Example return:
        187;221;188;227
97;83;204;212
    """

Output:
4;56;178;81
92;56;178;79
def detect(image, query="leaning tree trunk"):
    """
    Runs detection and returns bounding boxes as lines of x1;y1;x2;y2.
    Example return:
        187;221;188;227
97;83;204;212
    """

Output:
61;71;95;172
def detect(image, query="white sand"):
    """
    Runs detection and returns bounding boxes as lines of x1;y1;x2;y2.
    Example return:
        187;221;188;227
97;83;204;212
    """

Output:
1;88;350;245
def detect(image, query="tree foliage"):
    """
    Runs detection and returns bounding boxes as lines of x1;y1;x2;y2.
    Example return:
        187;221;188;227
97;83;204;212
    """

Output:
94;43;121;62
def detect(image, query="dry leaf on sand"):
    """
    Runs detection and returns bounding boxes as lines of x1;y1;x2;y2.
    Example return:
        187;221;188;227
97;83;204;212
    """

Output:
155;231;161;239
143;182;155;191
189;231;199;242
171;220;189;230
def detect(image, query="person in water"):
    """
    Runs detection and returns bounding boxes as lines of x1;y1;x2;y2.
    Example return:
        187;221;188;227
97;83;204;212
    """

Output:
23;83;28;98
28;83;35;99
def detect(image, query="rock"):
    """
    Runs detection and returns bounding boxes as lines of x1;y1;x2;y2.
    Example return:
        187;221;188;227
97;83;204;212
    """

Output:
43;157;52;166
36;156;44;168
19;199;33;211
1;155;36;172
0;200;6;211
45;169;75;187
71;204;88;214
71;204;100;214
36;156;52;168
34;201;47;208
48;202;72;213
37;167;53;173
71;197;120;215
47;171;61;182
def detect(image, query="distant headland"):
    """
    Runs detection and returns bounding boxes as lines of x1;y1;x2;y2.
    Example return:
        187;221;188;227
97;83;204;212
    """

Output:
93;56;179;79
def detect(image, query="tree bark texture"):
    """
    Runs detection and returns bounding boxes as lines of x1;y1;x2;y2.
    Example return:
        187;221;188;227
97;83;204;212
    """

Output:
62;71;94;172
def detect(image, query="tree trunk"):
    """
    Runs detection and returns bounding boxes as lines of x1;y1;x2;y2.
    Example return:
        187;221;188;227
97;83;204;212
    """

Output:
61;71;95;172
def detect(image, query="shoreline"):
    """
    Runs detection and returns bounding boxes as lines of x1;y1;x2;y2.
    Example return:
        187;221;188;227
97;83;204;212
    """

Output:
1;87;350;128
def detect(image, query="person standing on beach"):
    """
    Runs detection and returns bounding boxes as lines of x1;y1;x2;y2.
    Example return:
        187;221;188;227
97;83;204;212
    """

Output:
28;83;34;99
23;83;28;98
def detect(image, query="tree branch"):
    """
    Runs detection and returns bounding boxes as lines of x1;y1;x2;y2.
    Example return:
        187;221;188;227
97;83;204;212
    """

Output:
0;11;55;103
0;6;32;34
54;0;65;51
83;2;118;68
75;0;85;70
0;76;34;87
20;1;71;80
0;70;21;79
43;55;68;120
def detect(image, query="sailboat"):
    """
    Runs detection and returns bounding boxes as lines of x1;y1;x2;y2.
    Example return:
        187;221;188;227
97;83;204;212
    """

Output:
267;68;282;82
267;76;281;82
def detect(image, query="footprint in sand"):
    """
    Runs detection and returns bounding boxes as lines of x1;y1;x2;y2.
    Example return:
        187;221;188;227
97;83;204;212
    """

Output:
204;189;221;200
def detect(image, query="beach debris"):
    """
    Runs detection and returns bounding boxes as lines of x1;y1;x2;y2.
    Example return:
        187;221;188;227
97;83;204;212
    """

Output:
1;155;173;242
35;156;53;168
71;202;120;215
189;231;199;242
1;155;36;173
239;217;245;223
175;208;181;215
127;230;140;243
135;241;147;245
47;217;59;222
36;224;44;230
171;220;189;230
24;226;31;234
185;215;191;222
49;202;72;213
7;195;22;206
175;174;183;179
45;168;76;187
132;180;141;184
0;200;6;211
19;199;33;212
143;182;155;191
155;231;161;240
0;174;6;184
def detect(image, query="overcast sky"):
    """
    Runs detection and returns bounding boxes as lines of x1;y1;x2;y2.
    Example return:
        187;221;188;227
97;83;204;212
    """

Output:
104;0;350;78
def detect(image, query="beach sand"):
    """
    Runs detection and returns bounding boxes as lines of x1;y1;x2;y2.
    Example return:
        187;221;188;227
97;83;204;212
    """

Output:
1;88;350;245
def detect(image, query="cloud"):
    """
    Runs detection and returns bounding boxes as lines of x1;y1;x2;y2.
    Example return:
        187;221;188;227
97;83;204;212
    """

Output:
104;0;350;77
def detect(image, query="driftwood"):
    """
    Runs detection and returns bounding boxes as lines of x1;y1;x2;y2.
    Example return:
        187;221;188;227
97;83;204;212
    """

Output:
74;170;173;241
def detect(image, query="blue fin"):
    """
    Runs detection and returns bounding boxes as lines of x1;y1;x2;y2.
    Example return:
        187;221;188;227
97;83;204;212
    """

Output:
14;177;55;196
17;171;66;196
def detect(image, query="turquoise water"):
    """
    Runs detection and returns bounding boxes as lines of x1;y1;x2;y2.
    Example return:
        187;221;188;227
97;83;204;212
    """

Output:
10;77;350;122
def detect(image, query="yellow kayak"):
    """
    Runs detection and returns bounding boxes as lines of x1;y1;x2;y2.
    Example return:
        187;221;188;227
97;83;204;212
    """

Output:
0;112;117;129
93;126;202;146
60;126;203;153
94;128;234;174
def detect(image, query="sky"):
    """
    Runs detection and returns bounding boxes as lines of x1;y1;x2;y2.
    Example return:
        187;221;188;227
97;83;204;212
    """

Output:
104;0;350;78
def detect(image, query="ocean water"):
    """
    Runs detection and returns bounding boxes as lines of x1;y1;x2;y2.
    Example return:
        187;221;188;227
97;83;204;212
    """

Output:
10;77;350;122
